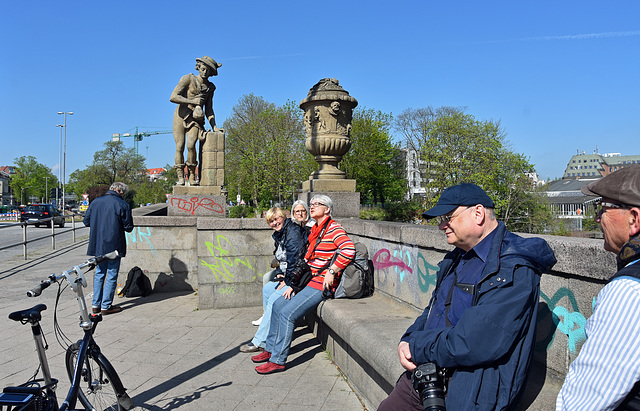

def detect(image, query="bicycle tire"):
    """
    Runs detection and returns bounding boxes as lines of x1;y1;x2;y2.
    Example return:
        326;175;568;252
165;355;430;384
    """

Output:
65;342;132;411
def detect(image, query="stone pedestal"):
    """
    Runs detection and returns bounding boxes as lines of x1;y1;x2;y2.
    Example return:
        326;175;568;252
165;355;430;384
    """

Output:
299;191;360;218
167;191;227;217
302;179;356;192
168;129;227;217
199;130;225;187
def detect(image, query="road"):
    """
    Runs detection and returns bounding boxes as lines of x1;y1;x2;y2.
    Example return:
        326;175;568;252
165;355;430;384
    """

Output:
0;220;89;262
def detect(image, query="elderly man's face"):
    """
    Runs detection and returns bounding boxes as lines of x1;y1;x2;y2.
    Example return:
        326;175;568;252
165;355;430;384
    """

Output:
595;198;633;254
438;205;481;251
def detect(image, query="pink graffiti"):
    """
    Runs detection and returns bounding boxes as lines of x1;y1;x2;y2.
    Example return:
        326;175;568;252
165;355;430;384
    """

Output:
170;196;224;215
373;249;413;274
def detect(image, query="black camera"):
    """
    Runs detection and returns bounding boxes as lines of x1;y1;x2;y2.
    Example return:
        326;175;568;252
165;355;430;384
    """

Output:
411;362;447;411
288;259;311;286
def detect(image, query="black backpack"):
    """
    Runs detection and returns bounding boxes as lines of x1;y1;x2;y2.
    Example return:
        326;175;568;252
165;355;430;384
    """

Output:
120;266;153;298
334;242;375;299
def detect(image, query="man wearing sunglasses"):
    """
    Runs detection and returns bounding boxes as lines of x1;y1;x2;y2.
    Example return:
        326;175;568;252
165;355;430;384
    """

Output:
379;183;556;410
557;165;640;410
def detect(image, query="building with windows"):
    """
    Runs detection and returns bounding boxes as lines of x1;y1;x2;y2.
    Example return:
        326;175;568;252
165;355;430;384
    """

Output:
0;166;15;206
147;167;166;182
401;148;426;200
562;149;640;179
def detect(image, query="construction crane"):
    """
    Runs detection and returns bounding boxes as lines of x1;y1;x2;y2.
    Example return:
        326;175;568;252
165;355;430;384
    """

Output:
112;127;172;156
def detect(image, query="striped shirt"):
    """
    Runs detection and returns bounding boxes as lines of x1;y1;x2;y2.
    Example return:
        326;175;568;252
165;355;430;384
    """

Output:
304;218;355;291
556;270;640;410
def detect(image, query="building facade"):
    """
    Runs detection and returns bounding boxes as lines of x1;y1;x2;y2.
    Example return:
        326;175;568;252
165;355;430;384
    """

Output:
562;150;640;179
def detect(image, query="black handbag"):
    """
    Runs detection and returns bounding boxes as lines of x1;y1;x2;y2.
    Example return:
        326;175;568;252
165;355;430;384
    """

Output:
288;217;332;294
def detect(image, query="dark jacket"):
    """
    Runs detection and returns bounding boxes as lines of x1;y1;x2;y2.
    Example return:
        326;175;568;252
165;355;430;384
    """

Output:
272;218;305;285
402;222;556;410
83;190;134;257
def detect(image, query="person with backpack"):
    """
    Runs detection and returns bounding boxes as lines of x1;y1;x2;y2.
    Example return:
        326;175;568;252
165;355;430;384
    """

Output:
83;182;134;315
378;183;556;410
557;165;640;410
251;195;355;374
240;207;305;353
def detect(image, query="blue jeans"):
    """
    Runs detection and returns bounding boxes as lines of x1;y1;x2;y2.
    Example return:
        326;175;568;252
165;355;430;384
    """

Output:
93;257;121;310
265;286;323;365
251;280;289;348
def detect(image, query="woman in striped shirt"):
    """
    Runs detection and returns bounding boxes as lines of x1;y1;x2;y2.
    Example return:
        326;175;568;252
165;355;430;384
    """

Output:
252;194;356;374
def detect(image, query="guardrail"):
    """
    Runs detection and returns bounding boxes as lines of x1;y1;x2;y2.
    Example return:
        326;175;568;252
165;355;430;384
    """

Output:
0;213;88;260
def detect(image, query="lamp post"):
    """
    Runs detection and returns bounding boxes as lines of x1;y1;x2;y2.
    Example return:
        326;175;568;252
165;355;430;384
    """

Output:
44;177;50;203
57;112;73;212
56;124;64;208
21;186;32;206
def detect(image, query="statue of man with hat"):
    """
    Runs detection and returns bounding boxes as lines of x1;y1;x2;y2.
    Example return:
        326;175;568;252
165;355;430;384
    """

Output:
170;56;222;185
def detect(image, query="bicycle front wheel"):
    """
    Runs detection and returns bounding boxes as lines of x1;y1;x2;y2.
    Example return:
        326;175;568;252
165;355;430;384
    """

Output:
65;342;132;411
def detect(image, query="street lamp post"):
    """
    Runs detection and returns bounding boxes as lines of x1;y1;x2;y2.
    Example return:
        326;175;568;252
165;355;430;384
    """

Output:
44;177;50;203
57;112;73;212
56;124;64;208
21;186;32;206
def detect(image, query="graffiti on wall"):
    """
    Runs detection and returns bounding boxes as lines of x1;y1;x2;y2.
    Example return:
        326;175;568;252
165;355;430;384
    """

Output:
125;226;157;256
537;288;587;353
368;238;587;355
171;196;224;215
201;234;255;282
369;240;439;305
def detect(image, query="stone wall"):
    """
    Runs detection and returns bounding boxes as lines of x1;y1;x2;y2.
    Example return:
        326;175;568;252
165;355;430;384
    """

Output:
122;215;615;378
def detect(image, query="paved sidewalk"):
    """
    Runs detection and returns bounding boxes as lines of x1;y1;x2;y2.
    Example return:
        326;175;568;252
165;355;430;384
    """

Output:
0;240;365;410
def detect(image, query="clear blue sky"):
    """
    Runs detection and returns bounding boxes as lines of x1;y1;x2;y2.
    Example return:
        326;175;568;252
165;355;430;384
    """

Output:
1;1;638;183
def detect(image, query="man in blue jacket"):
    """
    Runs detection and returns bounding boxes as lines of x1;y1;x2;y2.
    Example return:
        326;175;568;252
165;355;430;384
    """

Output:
83;182;134;315
379;183;556;410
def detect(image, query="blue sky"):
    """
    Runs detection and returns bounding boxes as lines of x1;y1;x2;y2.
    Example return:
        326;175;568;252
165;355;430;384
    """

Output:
1;1;638;183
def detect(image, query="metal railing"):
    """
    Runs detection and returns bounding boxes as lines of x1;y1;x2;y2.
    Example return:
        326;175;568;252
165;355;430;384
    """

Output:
0;213;88;260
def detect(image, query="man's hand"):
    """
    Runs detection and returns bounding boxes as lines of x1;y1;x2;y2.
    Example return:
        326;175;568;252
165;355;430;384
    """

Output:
398;341;416;371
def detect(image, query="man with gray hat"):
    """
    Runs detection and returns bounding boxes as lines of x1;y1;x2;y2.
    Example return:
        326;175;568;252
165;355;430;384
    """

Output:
379;183;556;410
170;55;222;186
556;164;640;410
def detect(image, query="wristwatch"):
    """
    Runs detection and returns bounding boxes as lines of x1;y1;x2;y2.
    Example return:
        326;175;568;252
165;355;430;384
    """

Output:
328;268;336;275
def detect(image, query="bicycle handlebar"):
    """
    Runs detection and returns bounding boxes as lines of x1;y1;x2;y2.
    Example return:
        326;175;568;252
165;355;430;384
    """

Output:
27;251;120;297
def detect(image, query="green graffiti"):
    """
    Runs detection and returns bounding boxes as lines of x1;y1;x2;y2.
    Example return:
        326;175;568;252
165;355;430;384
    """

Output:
200;235;254;282
416;252;439;293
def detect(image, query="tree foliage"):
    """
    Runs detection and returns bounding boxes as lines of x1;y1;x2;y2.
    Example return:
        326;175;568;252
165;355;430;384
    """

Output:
341;108;407;203
10;156;58;204
223;94;314;207
395;106;553;233
68;140;147;200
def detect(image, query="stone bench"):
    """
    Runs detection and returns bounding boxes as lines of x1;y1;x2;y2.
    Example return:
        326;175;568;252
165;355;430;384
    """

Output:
307;293;419;410
307;292;563;410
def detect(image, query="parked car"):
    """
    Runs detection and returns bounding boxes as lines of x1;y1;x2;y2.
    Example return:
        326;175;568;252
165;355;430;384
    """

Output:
20;204;65;228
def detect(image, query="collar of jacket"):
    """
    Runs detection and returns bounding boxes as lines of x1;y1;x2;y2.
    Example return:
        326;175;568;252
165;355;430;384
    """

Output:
617;232;640;271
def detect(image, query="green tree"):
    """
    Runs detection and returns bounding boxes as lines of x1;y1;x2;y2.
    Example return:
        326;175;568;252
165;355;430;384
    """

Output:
341;108;407;203
224;94;314;206
395;107;553;233
10;156;58;205
68;140;146;201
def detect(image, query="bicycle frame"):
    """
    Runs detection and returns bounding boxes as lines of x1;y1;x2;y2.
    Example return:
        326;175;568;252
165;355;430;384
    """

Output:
1;251;132;411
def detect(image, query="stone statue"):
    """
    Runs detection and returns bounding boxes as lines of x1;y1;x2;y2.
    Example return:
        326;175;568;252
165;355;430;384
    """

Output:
170;56;222;186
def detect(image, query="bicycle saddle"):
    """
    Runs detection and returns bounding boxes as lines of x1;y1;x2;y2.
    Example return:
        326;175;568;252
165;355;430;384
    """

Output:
9;304;47;323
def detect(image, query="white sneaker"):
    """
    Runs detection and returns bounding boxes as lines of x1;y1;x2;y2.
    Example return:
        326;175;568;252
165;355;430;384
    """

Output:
252;315;263;326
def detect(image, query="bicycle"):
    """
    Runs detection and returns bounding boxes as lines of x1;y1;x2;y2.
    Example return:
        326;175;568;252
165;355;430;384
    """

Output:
0;251;134;411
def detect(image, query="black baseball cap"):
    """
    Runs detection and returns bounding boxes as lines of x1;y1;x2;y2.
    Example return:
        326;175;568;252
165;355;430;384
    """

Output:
422;183;495;219
581;164;640;206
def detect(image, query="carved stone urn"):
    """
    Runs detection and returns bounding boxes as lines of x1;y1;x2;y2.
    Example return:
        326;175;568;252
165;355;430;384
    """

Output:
299;78;358;181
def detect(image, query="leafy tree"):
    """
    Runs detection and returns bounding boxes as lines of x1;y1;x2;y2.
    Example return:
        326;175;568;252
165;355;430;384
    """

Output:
68;140;146;201
341;108;407;204
10;156;58;204
224;94;314;206
395;107;553;233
